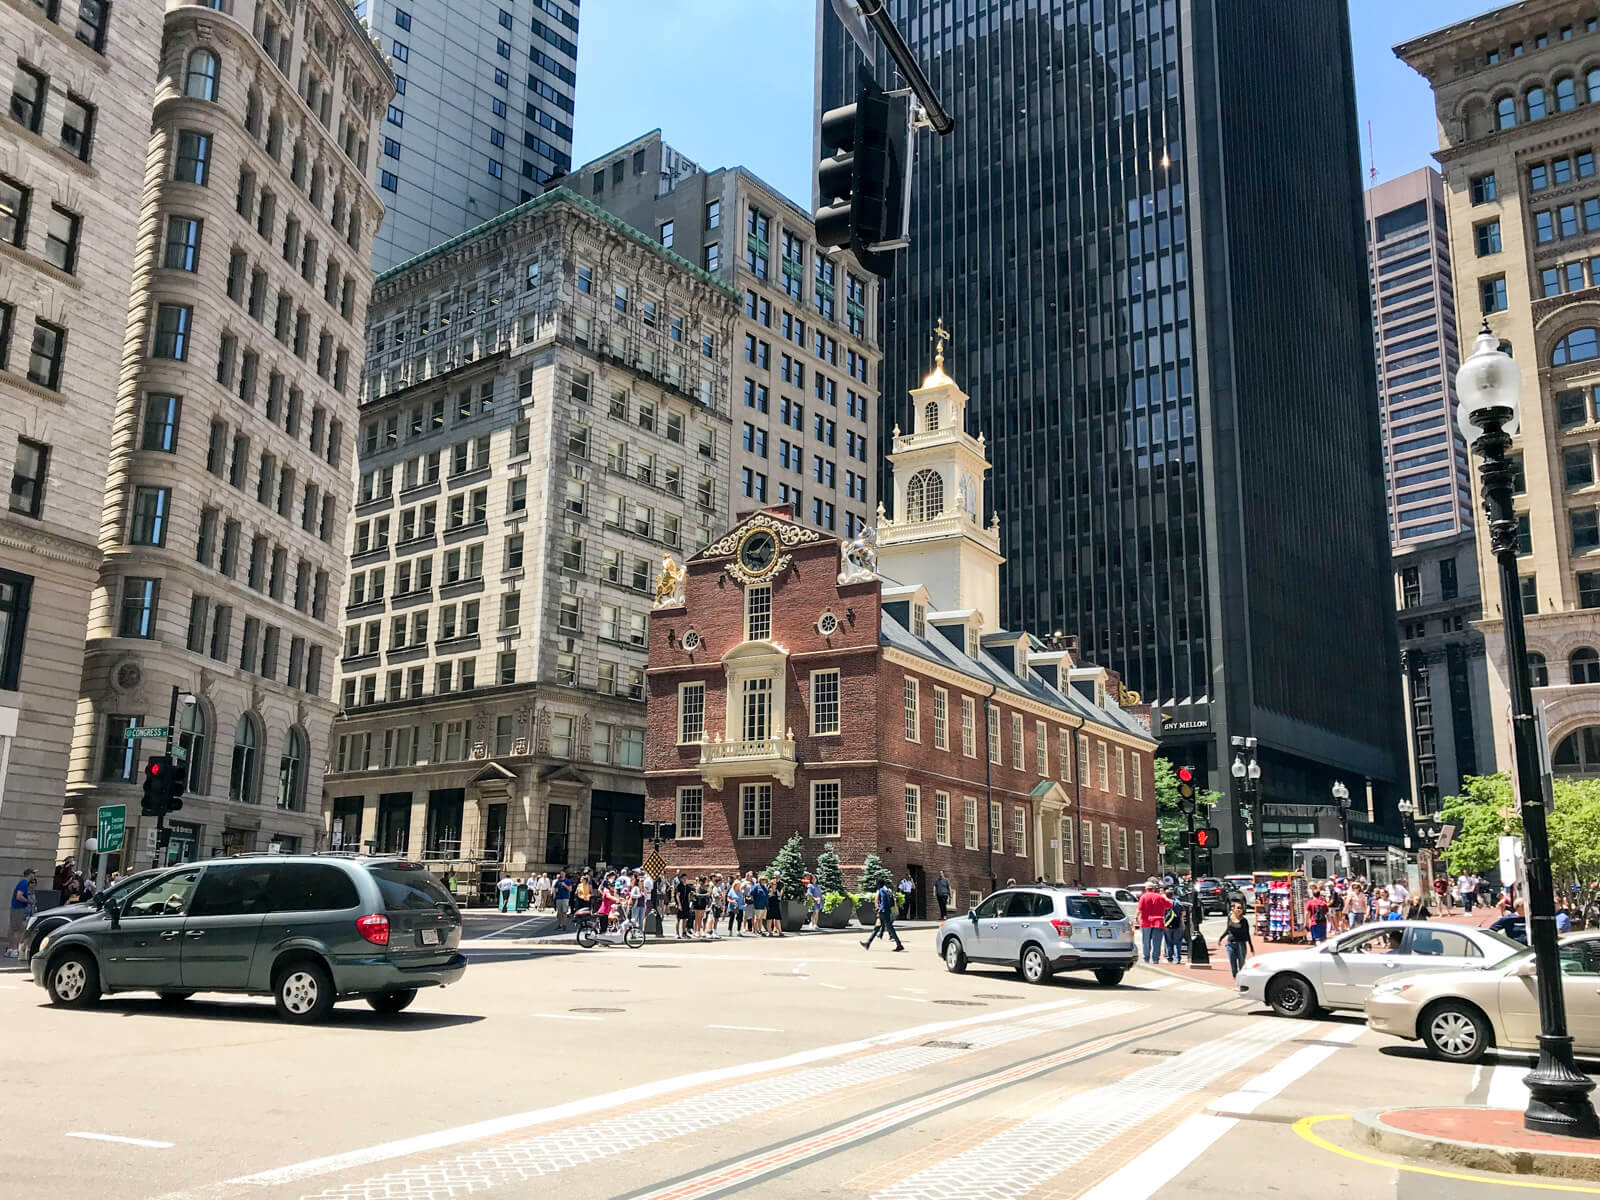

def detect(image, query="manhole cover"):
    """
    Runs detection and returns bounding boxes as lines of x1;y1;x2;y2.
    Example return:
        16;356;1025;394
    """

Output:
873;966;914;971
975;993;1024;1000
572;988;626;993
923;1040;973;1050
933;999;985;1007
638;964;680;969
1132;1047;1181;1057
569;1007;624;1014
765;972;809;978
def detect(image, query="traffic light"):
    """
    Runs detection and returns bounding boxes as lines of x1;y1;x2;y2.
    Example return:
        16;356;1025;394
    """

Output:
1176;765;1196;815
816;77;910;276
1192;827;1220;850
141;756;170;816
166;757;187;814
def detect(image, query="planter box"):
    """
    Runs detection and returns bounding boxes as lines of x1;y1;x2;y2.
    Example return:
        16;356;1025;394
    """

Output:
818;903;852;929
779;898;808;932
855;899;878;927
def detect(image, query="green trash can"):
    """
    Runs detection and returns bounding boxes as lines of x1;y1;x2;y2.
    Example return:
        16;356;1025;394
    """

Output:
516;882;529;912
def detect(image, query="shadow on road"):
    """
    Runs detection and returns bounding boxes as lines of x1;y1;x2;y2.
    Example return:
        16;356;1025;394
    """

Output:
50;997;486;1030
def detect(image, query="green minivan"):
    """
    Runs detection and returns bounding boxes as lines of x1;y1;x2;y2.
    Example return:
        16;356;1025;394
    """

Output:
30;855;465;1022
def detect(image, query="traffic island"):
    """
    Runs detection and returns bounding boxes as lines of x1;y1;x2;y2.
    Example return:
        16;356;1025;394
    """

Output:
1353;1105;1600;1181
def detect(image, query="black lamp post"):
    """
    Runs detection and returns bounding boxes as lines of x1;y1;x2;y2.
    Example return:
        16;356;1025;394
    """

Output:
1230;735;1261;870
1332;779;1352;847
1459;320;1598;1137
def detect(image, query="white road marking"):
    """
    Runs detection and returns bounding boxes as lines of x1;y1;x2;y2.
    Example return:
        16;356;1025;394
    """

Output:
153;994;1111;1198
903;987;928;993
1131;974;1179;990
532;1012;603;1022
66;1131;173;1149
793;960;809;975
479;915;548;940
1076;1022;1364;1200
817;981;847;990
1488;1060;1531;1109
708;1024;783;1033
886;994;930;1003
871;1017;1307;1200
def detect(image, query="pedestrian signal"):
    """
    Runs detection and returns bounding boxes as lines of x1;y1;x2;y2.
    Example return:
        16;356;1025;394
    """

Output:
1193;827;1219;849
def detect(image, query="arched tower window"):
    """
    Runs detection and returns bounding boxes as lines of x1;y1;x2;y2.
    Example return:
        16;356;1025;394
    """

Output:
923;401;939;431
905;469;944;523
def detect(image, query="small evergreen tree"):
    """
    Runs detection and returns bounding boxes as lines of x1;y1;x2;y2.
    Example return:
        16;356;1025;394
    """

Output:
816;843;845;895
768;832;808;901
858;852;894;892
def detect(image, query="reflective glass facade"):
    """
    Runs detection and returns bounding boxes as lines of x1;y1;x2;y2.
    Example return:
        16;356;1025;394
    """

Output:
819;0;1407;861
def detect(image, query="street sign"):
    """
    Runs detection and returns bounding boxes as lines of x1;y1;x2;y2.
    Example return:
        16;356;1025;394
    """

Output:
1436;823;1456;850
172;745;188;762
95;805;126;854
123;725;169;740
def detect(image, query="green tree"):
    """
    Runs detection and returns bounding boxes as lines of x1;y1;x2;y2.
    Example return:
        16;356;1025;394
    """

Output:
858;852;894;892
767;833;808;901
1154;756;1223;865
815;843;845;895
1437;773;1600;886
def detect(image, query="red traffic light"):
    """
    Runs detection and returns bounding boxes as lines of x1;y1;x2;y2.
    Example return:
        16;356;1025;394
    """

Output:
1195;829;1210;847
150;761;162;775
1177;766;1194;784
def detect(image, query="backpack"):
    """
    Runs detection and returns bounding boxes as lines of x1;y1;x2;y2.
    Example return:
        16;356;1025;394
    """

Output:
1162;904;1181;929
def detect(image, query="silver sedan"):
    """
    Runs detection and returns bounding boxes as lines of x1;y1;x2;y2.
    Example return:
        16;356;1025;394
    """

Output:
1235;920;1523;1018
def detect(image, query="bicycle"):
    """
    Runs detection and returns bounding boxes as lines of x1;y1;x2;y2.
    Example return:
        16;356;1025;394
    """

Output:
574;906;644;950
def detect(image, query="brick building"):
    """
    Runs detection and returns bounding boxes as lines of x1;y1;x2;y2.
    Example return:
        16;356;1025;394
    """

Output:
645;346;1158;914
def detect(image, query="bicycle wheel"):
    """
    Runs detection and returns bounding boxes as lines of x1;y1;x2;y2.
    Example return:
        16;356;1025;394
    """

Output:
624;925;644;949
577;923;598;949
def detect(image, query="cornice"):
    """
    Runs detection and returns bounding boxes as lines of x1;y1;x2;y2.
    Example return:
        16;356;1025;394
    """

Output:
0;520;101;568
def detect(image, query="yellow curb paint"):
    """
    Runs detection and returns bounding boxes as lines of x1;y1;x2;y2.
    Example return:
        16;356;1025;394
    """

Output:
1292;1114;1600;1194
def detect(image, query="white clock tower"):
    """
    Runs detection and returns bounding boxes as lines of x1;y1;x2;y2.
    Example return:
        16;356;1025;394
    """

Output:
876;322;1004;629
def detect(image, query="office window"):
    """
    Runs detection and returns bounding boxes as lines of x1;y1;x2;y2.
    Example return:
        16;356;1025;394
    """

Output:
960;695;976;756
100;715;142;782
9;439;48;517
129;486;170;546
1480;276;1507;313
10;63;47;133
962;796;978;850
677;786;704;841
27;320;65;391
44;205;80;273
152;303;192;360
1474;220;1502;256
0;175;27;248
1470;172;1497;204
392;41;409;62
59;92;94;161
931;686;948;749
175;130;211;185
903;676;919;741
1011;712;1024;767
118;577;159;638
738;783;772;838
75;0;110;51
163;216;203;271
987;703;1000;763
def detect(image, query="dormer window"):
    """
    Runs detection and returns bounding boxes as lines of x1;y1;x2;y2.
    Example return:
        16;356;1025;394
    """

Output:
912;603;927;637
966;625;979;659
745;585;772;641
924;400;939;431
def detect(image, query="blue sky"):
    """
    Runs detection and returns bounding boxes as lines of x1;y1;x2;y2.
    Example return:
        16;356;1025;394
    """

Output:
570;1;1493;205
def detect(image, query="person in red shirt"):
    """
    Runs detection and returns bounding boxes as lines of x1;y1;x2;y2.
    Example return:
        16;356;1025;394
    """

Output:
1136;882;1172;964
1306;883;1330;943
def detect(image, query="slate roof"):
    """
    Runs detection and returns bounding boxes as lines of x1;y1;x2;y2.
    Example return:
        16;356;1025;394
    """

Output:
879;610;1155;745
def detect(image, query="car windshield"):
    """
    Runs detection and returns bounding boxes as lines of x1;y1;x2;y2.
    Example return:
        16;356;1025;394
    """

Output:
1066;896;1126;921
368;864;456;912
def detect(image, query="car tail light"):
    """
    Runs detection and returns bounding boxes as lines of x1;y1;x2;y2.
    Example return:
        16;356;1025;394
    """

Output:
1051;919;1073;937
357;913;390;946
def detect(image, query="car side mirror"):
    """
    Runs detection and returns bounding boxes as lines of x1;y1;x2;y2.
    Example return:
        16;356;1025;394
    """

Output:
1513;960;1537;979
1322;943;1340;954
105;899;120;928
968;909;978;922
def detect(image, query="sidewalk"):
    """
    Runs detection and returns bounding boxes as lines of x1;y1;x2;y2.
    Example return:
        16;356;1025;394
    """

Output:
1353;1106;1600;1181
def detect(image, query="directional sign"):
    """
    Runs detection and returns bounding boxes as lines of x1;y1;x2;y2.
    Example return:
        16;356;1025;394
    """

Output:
123;725;169;740
96;805;126;854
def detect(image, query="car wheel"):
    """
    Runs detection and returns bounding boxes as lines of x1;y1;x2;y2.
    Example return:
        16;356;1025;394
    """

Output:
943;937;968;974
1019;944;1052;985
46;949;101;1008
1422;1001;1491;1064
366;989;417;1014
1266;973;1319;1019
1094;967;1125;987
156;991;194;1005
273;959;335;1024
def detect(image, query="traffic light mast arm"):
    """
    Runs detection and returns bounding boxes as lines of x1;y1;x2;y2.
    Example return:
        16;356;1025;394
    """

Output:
840;0;954;135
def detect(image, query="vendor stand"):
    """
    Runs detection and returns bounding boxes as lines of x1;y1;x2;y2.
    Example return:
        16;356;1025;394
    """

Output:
1253;870;1308;942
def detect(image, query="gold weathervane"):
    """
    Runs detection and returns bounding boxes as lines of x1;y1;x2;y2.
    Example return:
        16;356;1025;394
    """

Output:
921;317;953;388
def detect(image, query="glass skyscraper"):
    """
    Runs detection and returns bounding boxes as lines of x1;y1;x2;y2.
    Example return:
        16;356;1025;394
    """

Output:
818;0;1408;864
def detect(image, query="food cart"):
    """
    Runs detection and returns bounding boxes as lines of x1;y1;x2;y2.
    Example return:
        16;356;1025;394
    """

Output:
1253;870;1308;943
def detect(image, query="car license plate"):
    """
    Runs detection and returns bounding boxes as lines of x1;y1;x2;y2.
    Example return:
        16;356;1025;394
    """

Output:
1093;926;1113;939
420;928;440;945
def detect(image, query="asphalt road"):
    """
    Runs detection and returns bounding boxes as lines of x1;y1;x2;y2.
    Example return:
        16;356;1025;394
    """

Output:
0;924;1579;1200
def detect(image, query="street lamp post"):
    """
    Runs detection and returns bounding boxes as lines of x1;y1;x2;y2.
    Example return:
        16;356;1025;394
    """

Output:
1230;735;1262;870
1332;779;1351;848
1458;321;1598;1137
1397;796;1415;855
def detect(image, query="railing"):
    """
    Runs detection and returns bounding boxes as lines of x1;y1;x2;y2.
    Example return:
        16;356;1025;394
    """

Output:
701;736;795;764
700;733;797;788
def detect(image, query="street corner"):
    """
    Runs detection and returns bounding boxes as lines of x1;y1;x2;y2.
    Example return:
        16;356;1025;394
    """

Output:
1353;1105;1600;1183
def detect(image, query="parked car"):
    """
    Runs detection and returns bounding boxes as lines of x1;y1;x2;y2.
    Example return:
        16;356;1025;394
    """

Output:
31;855;465;1023
1366;931;1600;1062
22;869;162;961
939;886;1135;986
1093;885;1141;923
1236;920;1522;1018
1223;875;1257;910
1194;878;1231;915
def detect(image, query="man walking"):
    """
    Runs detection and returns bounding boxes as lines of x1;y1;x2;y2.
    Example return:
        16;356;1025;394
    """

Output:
497;872;516;913
553;871;571;930
934;871;951;920
1136;881;1170;964
861;878;905;951
7;868;36;959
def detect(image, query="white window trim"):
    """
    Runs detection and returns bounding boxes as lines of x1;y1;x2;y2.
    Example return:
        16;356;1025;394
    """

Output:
903;676;920;742
1014;805;1027;857
809;667;841;737
1135;829;1146;871
809;777;842;838
677;680;706;745
932;686;949;750
905;782;921;841
1132;753;1143;801
1062;816;1075;864
675;785;704;841
737;782;772;839
1036;719;1048;777
1118;827;1129;870
1078;733;1090;784
963;795;978;850
1097;742;1109;790
1010;712;1024;768
1116;747;1127;797
934;789;951;846
1080;817;1094;868
1100;822;1112;869
961;695;977;757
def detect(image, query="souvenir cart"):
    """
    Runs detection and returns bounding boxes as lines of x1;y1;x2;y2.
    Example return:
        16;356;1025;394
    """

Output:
1253;870;1308;942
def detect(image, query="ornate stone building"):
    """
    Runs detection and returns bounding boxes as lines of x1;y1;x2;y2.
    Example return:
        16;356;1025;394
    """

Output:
0;0;162;881
62;0;394;868
645;351;1158;911
1399;2;1600;781
324;187;738;901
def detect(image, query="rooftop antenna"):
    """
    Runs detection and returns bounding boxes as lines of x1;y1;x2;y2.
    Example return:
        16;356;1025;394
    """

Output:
1367;120;1378;183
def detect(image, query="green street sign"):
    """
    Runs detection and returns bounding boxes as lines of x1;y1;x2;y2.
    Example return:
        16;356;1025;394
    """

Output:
122;725;169;740
96;805;126;854
172;745;188;762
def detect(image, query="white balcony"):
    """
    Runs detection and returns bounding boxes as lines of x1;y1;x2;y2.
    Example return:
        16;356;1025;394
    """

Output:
700;731;796;789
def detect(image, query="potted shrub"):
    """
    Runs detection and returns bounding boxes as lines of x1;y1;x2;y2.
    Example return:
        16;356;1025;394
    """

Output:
856;853;894;926
815;844;852;927
768;833;810;932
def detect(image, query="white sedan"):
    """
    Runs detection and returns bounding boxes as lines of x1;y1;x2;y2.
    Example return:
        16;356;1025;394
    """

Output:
1236;920;1524;1018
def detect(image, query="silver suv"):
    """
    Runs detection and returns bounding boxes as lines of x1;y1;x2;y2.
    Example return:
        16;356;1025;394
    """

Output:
938;886;1136;986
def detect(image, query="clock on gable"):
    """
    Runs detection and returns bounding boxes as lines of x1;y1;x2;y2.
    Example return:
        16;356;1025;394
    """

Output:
737;528;778;577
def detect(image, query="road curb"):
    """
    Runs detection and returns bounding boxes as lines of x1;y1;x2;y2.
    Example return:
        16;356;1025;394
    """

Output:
1353;1106;1600;1181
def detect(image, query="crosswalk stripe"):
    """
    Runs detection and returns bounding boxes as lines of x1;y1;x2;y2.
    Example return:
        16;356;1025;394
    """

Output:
1487;1060;1531;1110
870;1017;1306;1200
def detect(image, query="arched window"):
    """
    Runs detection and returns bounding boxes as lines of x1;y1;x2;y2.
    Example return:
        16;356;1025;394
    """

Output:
244;88;262;135
1590;68;1600;103
1554;726;1600;774
266;112;283;160
1553;328;1600;366
1572;647;1600;684
958;472;978;521
1527;85;1548;120
1529;652;1549;687
277;727;305;811
905;468;944;523
1497;95;1518;128
923;401;939;431
184;50;219;101
229;715;259;804
1556;75;1578;111
178;703;208;794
